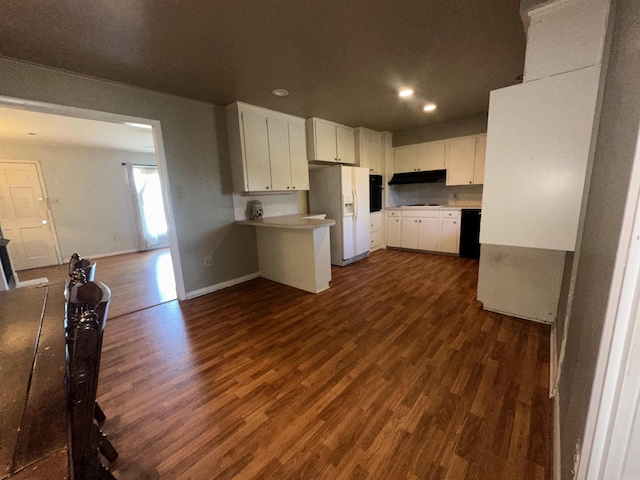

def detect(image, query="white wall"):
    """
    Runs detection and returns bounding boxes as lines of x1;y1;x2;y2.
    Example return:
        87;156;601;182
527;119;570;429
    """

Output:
0;141;156;260
0;58;260;297
231;192;303;221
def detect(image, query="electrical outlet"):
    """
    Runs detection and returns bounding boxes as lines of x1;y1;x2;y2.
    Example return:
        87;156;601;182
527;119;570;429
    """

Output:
204;256;213;267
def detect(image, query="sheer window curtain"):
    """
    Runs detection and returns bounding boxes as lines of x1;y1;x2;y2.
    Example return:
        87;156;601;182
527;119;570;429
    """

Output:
126;163;169;250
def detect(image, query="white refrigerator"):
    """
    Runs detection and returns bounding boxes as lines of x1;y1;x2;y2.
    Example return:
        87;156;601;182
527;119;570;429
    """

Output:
309;165;370;266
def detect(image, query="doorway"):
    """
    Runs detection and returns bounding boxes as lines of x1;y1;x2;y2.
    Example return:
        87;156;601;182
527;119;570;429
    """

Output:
0;96;185;307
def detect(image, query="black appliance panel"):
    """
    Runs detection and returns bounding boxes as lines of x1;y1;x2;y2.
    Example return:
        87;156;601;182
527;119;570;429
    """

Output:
459;209;481;259
369;175;383;212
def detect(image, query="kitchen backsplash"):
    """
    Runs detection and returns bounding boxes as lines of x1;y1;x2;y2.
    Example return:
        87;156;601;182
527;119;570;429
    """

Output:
388;183;483;207
232;192;306;220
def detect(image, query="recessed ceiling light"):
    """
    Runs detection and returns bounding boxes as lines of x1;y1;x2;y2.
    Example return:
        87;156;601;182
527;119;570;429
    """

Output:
124;122;153;129
423;103;437;112
398;89;414;98
272;88;290;97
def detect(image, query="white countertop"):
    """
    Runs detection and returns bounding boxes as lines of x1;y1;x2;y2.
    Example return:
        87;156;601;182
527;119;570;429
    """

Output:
236;214;336;229
388;205;482;210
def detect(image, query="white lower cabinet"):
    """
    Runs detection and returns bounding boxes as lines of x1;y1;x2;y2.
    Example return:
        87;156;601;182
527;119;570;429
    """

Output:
418;217;440;251
386;208;461;255
386;211;402;247
440;217;460;253
369;211;382;251
401;218;419;249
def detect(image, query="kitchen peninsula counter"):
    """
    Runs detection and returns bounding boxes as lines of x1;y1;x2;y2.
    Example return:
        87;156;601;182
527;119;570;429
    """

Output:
237;214;336;294
236;213;335;229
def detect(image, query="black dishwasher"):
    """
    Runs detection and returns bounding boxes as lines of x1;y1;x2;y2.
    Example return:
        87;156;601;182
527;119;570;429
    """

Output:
459;209;481;259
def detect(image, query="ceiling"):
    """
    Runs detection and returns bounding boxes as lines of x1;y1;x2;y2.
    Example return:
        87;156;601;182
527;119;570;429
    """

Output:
0;107;155;152
0;0;526;133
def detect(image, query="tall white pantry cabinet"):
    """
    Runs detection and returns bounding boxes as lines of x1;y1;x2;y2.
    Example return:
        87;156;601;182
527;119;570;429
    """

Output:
477;0;611;322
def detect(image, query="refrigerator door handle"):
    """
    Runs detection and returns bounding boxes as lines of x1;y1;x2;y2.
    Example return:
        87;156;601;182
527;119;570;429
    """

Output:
353;188;358;221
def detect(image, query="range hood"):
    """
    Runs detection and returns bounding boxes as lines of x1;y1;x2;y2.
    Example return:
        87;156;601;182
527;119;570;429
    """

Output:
388;169;446;185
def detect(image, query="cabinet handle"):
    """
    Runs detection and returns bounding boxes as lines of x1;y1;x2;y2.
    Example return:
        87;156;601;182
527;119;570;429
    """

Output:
419;220;422;223
453;221;457;224
292;186;296;189
469;181;472;184
338;158;341;162
335;158;338;161
287;186;290;189
266;186;270;189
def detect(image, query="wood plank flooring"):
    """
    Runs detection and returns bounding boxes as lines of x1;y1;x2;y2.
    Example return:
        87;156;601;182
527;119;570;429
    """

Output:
97;249;552;479
16;249;176;318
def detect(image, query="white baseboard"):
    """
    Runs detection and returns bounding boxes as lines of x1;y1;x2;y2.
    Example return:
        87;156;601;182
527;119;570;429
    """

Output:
482;306;554;325
554;391;562;480
185;272;260;300
550;322;558;398
16;277;49;287
84;249;139;260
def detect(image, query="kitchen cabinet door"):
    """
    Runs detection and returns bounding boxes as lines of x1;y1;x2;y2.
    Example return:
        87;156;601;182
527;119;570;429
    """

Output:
314;119;338;162
241;110;272;191
417;141;445;171
401;218;419;249
267;116;291;191
336;125;355;164
440;217;461;253
394;145;418;173
473;134;487;185
446;137;476;186
288;122;309;190
386;217;401;247
417;217;439;251
358;128;382;173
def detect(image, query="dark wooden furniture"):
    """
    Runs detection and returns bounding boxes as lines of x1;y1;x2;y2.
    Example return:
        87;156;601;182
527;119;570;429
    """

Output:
65;280;117;480
0;286;69;479
0;238;15;289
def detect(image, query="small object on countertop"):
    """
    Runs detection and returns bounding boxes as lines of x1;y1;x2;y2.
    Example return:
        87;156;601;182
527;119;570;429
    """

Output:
248;200;263;219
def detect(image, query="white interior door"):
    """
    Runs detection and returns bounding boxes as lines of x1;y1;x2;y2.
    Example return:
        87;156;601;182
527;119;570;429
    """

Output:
0;162;59;270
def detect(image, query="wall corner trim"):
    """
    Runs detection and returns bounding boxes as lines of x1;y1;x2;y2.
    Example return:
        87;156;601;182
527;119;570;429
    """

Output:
554;390;562;480
185;272;260;300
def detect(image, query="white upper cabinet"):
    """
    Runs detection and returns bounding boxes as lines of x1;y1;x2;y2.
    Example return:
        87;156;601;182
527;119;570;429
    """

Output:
241;109;272;191
226;102;309;193
355;127;383;174
393;135;485;183
394;140;445;174
394;145;419;173
267;116;291;191
306;117;356;164
473;134;487;185
418;141;445;171
446;136;477;186
288;122;309;191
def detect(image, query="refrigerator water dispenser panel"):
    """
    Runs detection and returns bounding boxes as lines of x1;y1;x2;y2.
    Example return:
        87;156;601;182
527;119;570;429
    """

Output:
343;194;354;217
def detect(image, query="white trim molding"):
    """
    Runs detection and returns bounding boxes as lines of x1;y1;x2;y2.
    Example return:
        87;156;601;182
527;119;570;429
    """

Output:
185;272;260;300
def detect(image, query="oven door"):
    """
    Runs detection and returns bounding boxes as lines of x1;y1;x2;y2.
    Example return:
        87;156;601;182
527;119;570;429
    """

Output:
369;175;382;212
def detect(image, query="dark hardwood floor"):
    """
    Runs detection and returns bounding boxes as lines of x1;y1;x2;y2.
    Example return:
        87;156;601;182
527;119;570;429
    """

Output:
97;249;552;479
16;249;176;318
